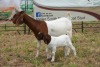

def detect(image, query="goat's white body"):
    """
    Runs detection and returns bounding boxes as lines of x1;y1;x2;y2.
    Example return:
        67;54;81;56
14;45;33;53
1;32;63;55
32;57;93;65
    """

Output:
0;0;22;20
48;35;71;48
46;35;76;62
46;17;72;38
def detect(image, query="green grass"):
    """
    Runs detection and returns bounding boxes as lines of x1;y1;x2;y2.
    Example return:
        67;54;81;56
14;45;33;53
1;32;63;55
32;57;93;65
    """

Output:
0;21;100;67
0;31;100;67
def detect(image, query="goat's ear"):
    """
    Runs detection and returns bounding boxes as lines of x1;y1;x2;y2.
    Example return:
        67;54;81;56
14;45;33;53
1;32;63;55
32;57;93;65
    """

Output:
43;34;51;44
16;13;24;25
43;36;48;44
37;32;44;40
11;14;16;24
20;11;25;14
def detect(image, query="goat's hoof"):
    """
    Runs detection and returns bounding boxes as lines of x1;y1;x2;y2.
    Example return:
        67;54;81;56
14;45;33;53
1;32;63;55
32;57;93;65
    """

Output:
35;55;38;58
51;59;54;62
51;60;54;62
47;57;52;60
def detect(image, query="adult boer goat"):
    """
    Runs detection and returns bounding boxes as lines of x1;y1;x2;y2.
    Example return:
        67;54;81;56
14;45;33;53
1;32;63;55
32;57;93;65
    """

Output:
12;11;72;58
0;0;22;20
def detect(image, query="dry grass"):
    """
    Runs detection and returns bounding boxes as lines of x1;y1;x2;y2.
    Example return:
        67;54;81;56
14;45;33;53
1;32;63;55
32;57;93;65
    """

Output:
0;31;100;67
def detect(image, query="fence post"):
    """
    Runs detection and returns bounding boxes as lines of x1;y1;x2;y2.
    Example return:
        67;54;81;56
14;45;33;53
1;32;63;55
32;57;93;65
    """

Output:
23;0;27;34
81;21;84;32
28;28;31;34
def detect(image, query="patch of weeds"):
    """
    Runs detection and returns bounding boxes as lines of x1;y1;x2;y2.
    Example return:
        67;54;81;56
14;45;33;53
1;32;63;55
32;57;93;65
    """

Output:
21;56;41;66
78;48;92;58
90;38;96;42
96;44;100;46
53;62;64;67
72;36;78;43
4;56;11;61
86;64;93;67
4;47;12;52
24;48;30;55
68;63;77;67
16;53;20;58
95;54;100;62
32;59;41;66
56;49;64;58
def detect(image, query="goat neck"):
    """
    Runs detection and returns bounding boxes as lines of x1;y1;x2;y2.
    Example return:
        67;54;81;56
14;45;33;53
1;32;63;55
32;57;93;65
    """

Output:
23;13;48;38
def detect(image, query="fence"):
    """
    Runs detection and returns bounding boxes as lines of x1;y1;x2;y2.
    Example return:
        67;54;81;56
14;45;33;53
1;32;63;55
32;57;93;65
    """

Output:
0;22;100;34
73;22;100;33
0;23;30;34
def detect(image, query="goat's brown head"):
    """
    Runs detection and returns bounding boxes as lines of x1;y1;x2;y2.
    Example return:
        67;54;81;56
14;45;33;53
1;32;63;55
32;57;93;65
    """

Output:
37;32;51;44
12;11;25;26
43;34;51;44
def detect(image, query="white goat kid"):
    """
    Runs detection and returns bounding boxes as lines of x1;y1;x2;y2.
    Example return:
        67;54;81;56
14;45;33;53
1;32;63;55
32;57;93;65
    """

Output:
0;0;22;20
37;32;76;62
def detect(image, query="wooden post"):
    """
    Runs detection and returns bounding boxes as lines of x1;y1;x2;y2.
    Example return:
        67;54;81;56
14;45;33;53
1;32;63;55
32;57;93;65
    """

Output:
82;21;84;33
23;0;27;34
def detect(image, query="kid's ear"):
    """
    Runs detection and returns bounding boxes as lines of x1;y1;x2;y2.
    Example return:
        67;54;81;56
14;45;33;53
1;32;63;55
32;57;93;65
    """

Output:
37;32;44;40
43;35;48;44
43;34;51;44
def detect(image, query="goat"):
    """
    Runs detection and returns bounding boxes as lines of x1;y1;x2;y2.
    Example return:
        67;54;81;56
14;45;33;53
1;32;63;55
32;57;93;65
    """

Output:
12;11;72;58
0;0;22;20
37;32;76;62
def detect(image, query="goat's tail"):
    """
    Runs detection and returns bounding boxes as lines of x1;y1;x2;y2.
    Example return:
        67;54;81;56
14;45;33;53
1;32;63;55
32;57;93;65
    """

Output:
67;12;71;20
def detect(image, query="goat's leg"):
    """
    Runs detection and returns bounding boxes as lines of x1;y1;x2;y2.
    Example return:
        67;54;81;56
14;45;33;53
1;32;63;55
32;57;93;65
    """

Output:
64;46;67;58
71;46;76;56
69;43;76;56
67;47;70;56
35;40;41;58
51;47;56;62
46;47;50;59
64;46;70;58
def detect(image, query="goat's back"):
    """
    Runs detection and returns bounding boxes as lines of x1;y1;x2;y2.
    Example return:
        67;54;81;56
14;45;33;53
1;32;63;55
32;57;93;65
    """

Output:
45;17;72;36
